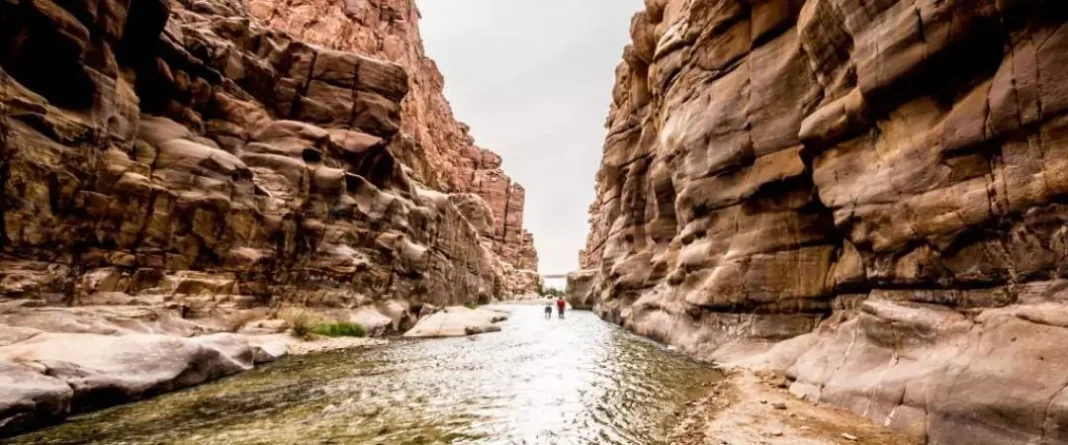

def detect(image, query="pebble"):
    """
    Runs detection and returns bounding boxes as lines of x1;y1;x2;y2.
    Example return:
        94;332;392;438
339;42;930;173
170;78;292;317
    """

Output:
288;336;387;355
841;433;858;441
772;402;787;410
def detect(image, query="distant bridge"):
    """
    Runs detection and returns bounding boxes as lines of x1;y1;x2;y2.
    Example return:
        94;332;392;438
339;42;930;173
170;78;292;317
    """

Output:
540;274;568;280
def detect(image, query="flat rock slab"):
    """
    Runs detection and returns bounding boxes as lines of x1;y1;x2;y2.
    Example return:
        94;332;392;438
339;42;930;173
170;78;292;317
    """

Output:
0;328;286;437
403;307;510;338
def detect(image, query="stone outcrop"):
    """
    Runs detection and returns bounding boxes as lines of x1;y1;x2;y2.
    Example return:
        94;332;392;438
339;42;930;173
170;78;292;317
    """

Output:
402;306;509;338
581;0;1068;443
565;269;597;310
245;0;538;272
0;0;537;435
0;322;286;436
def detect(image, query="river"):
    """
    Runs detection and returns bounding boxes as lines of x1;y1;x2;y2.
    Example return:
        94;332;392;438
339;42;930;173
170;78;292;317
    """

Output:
13;306;721;445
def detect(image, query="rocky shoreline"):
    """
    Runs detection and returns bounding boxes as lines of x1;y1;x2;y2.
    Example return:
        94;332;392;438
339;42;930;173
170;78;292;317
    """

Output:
0;301;518;437
670;368;919;445
0;326;287;437
283;335;387;355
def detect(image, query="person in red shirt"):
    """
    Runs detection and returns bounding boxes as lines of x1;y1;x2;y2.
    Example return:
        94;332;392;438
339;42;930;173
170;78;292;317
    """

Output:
556;297;566;319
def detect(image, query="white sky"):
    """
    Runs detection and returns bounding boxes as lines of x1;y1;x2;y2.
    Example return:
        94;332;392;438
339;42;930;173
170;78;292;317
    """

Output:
417;0;643;275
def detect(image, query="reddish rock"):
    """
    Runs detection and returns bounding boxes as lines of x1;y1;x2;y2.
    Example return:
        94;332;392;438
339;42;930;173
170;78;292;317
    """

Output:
245;0;538;272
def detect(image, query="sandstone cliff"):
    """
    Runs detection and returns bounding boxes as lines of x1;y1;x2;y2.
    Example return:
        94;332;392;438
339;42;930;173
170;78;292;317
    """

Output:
581;0;1068;443
245;0;538;271
0;0;536;434
0;0;539;311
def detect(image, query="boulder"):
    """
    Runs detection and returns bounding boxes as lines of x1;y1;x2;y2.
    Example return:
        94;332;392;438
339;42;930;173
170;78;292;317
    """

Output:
0;327;283;436
402;306;510;338
565;270;597;310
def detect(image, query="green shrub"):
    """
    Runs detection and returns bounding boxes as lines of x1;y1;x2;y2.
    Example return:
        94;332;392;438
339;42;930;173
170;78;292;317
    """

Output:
311;322;367;338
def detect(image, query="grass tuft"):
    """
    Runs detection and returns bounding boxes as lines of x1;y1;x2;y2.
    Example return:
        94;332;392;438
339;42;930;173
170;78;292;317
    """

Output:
278;309;368;339
311;322;367;338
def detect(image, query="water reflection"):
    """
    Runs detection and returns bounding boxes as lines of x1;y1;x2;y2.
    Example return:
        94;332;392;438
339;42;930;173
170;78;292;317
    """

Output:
14;306;720;445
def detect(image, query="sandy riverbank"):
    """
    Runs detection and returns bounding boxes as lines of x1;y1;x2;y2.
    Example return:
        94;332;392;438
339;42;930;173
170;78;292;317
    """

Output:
273;334;388;356
670;369;920;445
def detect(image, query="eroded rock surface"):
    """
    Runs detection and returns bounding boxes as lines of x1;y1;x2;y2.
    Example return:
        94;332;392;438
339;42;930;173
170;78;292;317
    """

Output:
581;1;1068;443
565;269;597;310
0;325;285;436
0;0;539;311
246;0;539;272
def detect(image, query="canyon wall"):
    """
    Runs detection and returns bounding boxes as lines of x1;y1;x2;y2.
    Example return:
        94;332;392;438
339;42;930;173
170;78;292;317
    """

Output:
582;0;1068;443
0;0;539;314
244;0;538;271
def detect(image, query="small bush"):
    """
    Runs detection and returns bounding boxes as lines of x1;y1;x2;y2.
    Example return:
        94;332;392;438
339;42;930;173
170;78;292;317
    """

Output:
311;322;367;338
463;301;479;309
278;309;367;339
283;310;318;340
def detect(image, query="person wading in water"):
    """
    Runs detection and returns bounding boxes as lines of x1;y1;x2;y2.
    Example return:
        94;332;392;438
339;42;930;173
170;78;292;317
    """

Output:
556;297;566;319
544;296;553;319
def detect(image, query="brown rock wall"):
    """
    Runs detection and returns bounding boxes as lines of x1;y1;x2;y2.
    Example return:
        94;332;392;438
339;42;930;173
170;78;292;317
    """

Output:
0;0;541;324
245;0;538;272
582;0;1068;443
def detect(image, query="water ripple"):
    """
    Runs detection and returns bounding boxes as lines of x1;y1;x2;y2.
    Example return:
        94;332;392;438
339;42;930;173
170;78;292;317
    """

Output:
14;306;721;445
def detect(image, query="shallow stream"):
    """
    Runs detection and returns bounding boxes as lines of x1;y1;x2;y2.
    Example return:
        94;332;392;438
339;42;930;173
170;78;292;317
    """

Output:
14;306;721;445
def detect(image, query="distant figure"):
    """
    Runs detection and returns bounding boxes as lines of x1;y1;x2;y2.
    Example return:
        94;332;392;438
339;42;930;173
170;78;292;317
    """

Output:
544;297;553;319
556;297;566;319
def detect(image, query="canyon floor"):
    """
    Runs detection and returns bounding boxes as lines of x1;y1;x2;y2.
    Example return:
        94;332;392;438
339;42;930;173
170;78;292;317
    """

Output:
672;370;920;445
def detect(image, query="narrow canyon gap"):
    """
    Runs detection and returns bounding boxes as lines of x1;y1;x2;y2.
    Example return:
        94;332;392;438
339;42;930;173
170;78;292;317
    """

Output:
5;0;1068;443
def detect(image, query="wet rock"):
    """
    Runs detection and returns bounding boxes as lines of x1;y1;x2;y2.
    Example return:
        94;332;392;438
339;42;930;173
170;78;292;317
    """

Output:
403;307;509;338
0;327;271;436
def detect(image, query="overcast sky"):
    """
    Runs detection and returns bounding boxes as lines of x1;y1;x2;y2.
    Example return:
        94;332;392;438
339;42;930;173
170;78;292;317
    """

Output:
416;0;643;276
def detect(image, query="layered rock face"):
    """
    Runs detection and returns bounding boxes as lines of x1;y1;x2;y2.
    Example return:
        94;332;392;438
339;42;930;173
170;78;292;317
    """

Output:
245;0;538;272
582;0;1068;443
0;0;539;311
